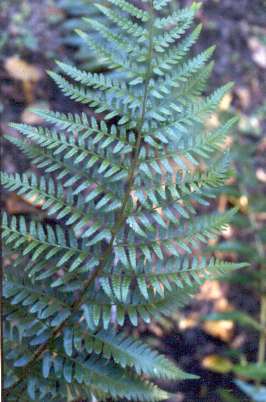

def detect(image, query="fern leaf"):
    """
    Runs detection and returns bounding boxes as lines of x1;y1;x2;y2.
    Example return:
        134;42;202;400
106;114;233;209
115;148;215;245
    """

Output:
2;1;246;400
106;0;150;22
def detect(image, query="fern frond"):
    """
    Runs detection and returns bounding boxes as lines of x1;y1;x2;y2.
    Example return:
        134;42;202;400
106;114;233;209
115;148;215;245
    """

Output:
49;71;135;126
83;18;140;57
153;5;199;52
154;3;200;28
100;257;248;300
95;4;148;41
152;23;203;76
56;61;142;115
150;82;233;136
114;209;237;268
106;0;150;22
2;1;245;400
39;353;170;401
1;172;114;239
2;213;93;271
133;163;229;219
75;28;134;72
32;108;132;152
10;123;129;179
139;118;236;179
81;285;194;328
71;328;197;380
154;0;172;11
4;134;123;212
4;279;70;322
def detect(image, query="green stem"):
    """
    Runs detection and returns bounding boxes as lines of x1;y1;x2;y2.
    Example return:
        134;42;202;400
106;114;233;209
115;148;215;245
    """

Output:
238;182;266;385
258;297;266;366
4;4;155;398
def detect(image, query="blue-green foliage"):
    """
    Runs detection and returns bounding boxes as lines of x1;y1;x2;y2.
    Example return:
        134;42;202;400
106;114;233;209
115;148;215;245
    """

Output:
58;0;115;71
2;1;247;400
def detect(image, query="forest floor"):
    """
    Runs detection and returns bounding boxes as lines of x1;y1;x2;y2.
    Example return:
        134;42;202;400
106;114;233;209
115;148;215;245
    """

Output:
1;0;266;401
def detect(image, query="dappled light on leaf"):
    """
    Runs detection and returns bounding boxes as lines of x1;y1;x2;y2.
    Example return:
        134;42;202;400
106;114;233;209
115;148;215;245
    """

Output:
203;320;234;342
202;355;233;374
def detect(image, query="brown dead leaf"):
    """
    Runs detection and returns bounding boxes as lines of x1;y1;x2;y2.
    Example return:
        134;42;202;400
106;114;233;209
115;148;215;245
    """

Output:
255;212;266;222
25;194;45;208
235;86;251;109
6;193;36;215
6;193;44;215
202;355;233;373
248;37;266;69
21;103;49;124
5;56;42;82
215;297;233;313
256;168;266;183
197;280;224;301
206;113;220;130
179;312;200;330
218;194;228;213
221;224;234;239
148;323;164;337
4;56;43;103
203;319;234;342
239;195;249;208
219;93;232;112
231;334;246;349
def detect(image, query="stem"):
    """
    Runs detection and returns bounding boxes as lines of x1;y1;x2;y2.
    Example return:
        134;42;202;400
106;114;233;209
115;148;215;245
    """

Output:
258;297;266;367
4;4;155;398
238;182;266;384
254;204;266;385
244;191;265;373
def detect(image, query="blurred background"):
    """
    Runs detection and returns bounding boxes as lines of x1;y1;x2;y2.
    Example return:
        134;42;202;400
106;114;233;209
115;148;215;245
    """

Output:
1;0;266;401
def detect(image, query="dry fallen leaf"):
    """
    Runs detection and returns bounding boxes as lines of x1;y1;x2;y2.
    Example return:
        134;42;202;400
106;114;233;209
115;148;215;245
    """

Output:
256;168;266;183
219;92;232;112
179;313;199;330
5;56;42;81
6;193;44;215
235;86;251;109
215;297;234;313
218;194;228;213
203;319;234;342
21;102;49;124
6;193;36;215
197;280;224;301
206;113;220;130
147;323;164;337
221;224;234;239
248;37;266;69
4;56;43;103
202;354;233;373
